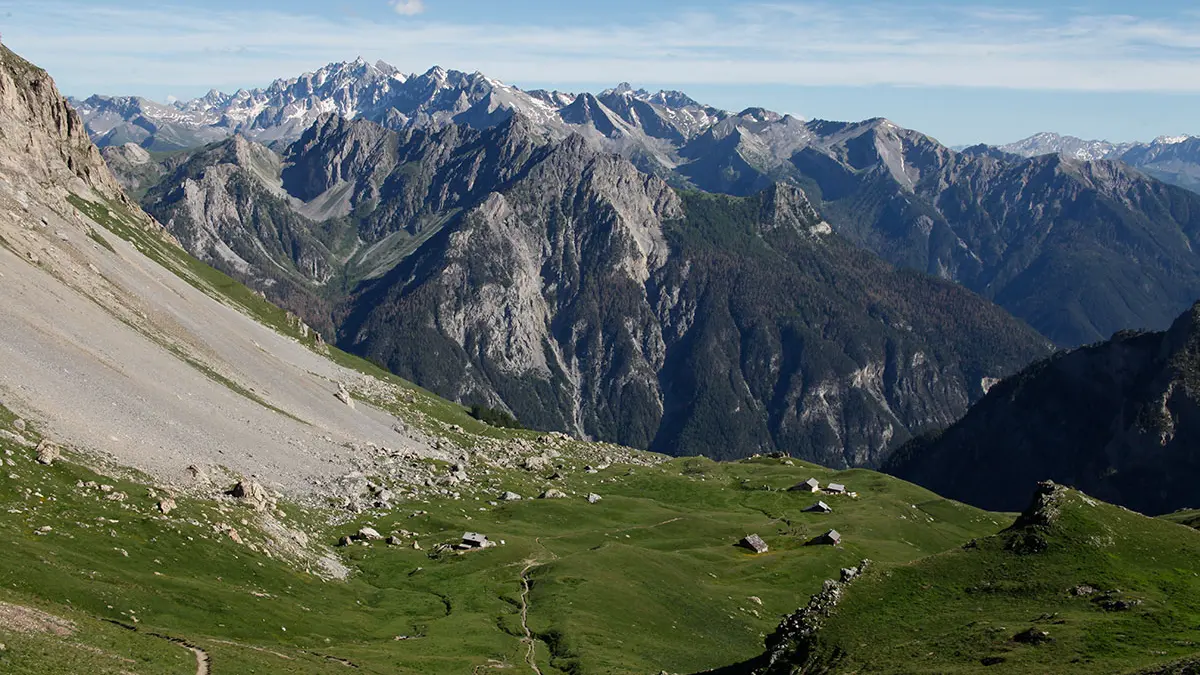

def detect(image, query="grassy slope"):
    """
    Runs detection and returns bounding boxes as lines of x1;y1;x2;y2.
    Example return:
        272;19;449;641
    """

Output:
0;398;1007;674
788;490;1200;674
6;189;1134;675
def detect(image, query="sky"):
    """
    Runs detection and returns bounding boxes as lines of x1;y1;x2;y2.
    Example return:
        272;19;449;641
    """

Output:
2;0;1200;146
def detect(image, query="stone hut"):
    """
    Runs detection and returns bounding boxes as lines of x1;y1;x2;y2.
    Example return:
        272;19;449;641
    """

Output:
460;532;492;549
739;533;769;554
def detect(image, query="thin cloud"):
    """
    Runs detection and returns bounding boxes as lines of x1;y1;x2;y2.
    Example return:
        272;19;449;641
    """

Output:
389;0;424;16
5;1;1200;96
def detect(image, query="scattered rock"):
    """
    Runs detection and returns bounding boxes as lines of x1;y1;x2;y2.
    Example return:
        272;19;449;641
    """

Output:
35;440;59;465
840;567;859;582
1012;627;1052;645
105;491;127;502
539;489;568;499
0;430;32;447
1070;584;1096;597
748;596;763;606
1096;595;1143;612
338;535;353;547
587;493;602;504
226;528;243;544
157;498;176;515
185;465;208;484
500;491;522;501
12;419;25;432
386;536;403;546
523;456;552;472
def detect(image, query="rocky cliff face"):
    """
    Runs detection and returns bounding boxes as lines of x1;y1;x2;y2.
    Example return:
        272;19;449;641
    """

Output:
336;130;1050;466
0;45;129;205
887;302;1200;515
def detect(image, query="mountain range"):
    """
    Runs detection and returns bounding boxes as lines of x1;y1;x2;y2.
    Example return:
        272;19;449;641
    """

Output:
129;113;1051;467
1000;131;1200;192
75;60;1200;350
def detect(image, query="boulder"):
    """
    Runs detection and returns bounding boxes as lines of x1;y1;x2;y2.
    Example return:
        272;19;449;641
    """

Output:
229;481;273;511
35;440;59;465
540;489;568;499
386;535;403;546
157;498;176;515
587;493;602;504
356;527;383;541
501;491;522;501
1012;628;1051;645
12;419;25;432
523;456;552;472
186;465;208;484
335;383;354;409
338;535;353;547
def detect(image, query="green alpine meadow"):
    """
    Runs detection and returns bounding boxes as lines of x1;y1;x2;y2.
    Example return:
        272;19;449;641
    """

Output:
4;2;1200;671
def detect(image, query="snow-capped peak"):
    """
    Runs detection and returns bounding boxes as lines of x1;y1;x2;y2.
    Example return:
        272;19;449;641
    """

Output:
1154;135;1193;145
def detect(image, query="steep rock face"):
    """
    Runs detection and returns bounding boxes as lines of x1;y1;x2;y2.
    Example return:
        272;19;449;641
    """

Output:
0;45;127;204
139;116;547;328
341;136;679;446
887;302;1200;515
99;143;177;199
141;136;335;324
341;140;1050;465
83;63;1200;349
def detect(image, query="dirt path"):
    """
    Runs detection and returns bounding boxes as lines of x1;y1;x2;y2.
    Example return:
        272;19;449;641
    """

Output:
518;559;544;675
182;641;210;675
102;619;210;674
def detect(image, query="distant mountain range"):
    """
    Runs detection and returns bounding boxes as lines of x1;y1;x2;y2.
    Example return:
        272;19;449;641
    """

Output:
999;131;1200;192
75;60;1200;350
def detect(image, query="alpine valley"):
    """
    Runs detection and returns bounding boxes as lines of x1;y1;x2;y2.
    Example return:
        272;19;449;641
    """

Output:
1;36;1200;675
75;59;1200;465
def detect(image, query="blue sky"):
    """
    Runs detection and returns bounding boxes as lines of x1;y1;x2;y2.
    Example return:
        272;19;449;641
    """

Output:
2;0;1200;145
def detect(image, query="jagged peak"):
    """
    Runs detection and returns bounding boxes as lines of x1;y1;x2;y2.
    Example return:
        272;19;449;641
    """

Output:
758;182;826;236
736;106;783;123
554;132;593;157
